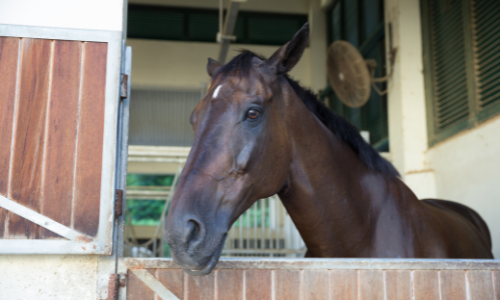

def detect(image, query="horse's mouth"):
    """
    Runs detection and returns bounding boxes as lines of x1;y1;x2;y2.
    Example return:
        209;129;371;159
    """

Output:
182;234;227;276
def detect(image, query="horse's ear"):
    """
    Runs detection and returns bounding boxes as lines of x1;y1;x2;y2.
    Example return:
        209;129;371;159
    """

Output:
207;58;222;77
263;23;309;75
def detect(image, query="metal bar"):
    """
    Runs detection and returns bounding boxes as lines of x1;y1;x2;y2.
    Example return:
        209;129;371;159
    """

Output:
253;202;258;249
0;194;91;241
96;43;132;300
222;249;305;254
238;209;243;250
260;199;265;249
126;190;170;200
158;163;184;257
127;145;191;156
128;157;187;163
273;196;279;249
130;269;180;300
218;0;242;64
359;23;384;57
122;258;500;271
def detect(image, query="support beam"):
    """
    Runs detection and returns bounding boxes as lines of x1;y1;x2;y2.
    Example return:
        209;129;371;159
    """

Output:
308;0;328;94
130;269;180;300
0;194;92;242
218;0;247;64
385;0;436;199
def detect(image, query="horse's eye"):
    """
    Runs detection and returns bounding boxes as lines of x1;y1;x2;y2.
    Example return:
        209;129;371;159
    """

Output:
247;109;260;120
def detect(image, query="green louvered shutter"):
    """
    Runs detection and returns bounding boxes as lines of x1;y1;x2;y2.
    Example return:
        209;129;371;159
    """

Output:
472;0;500;121
425;0;470;138
422;0;500;144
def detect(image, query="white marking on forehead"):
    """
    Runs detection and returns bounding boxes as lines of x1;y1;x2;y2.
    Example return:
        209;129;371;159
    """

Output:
213;84;223;98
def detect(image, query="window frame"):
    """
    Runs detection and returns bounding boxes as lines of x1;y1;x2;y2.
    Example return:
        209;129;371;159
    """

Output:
421;0;500;146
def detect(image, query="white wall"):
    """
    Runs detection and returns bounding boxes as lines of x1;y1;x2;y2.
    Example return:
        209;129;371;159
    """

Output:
385;0;436;199
386;0;500;259
426;117;500;259
0;0;124;31
0;255;98;300
127;39;311;89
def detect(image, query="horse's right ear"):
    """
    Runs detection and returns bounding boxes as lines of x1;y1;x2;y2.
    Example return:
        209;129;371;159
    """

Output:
207;58;222;77
262;23;309;75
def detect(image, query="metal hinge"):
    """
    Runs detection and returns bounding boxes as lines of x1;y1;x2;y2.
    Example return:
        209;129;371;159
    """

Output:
120;73;128;98
107;274;119;300
108;273;126;300
115;189;124;218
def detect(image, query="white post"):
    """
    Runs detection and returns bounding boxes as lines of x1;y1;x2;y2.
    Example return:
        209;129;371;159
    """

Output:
308;0;328;94
385;0;436;199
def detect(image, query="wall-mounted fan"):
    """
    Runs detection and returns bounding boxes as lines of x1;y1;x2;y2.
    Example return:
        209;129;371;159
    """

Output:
327;40;396;108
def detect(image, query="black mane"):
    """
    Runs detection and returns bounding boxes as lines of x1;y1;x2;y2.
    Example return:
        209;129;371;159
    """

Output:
214;51;400;177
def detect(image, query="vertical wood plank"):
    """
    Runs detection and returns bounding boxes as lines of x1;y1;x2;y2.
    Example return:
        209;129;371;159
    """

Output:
245;269;272;300
492;270;499;300
467;270;495;300
185;271;215;300
156;269;184;300
126;269;155;300
274;270;301;300
217;269;244;300
8;38;52;239
330;270;357;300
440;270;467;300
413;270;440;300
358;270;384;300
385;270;412;300
73;42;107;236
39;40;82;238
303;270;329;300
0;36;20;238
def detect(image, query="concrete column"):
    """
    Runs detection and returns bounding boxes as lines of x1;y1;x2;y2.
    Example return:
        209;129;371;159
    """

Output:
308;0;328;93
385;0;436;199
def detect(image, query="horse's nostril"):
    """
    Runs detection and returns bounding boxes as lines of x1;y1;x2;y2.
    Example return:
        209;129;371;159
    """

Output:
184;219;203;250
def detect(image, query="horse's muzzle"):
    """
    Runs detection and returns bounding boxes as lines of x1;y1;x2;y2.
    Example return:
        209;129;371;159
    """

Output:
165;214;228;276
172;234;227;276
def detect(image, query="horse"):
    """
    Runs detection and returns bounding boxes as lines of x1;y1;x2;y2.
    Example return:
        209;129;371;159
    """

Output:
164;23;493;276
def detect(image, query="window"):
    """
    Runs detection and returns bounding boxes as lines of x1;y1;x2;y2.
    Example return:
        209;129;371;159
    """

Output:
322;0;389;151
127;5;308;46
421;0;500;145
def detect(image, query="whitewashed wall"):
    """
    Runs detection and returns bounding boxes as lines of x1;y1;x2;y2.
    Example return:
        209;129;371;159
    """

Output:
426;117;500;259
0;0;125;31
126;0;326;91
385;0;500;259
127;39;312;90
0;256;99;300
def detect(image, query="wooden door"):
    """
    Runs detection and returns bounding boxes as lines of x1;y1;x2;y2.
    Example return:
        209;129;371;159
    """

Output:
0;25;124;254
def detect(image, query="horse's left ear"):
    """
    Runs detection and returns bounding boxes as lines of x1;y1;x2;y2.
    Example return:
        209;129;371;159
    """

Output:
263;23;309;75
207;58;222;77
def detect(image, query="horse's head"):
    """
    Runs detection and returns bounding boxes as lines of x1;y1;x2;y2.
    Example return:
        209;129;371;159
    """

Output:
164;23;309;275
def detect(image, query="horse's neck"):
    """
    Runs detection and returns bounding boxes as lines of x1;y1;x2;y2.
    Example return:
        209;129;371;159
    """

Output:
278;91;404;257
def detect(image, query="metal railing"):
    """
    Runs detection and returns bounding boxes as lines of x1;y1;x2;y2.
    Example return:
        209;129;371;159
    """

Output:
124;148;306;258
222;195;306;257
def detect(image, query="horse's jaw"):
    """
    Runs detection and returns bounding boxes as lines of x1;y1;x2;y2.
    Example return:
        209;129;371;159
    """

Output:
170;233;227;276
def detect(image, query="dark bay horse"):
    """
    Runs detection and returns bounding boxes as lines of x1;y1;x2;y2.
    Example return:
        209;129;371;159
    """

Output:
165;23;493;276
